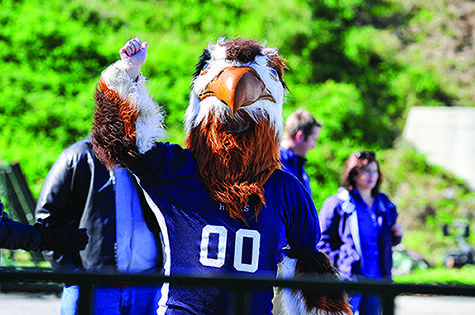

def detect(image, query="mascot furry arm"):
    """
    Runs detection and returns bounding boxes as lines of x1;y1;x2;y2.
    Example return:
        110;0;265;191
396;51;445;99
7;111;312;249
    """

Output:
91;37;351;315
92;38;166;169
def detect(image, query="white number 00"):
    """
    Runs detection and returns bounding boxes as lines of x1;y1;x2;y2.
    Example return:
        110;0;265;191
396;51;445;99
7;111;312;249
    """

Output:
200;225;260;273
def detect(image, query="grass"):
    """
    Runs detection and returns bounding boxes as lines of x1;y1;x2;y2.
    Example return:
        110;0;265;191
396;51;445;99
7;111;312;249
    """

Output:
0;249;50;268
394;265;475;285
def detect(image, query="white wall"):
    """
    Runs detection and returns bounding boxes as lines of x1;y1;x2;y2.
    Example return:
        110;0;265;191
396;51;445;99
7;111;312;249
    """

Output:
402;106;475;191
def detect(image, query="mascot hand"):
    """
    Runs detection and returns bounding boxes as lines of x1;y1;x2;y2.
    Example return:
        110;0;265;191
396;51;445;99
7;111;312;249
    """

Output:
119;37;148;80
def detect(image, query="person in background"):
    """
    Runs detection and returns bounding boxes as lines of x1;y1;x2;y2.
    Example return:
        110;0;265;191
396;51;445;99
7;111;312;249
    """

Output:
280;109;322;194
35;137;162;315
317;151;403;315
0;199;87;253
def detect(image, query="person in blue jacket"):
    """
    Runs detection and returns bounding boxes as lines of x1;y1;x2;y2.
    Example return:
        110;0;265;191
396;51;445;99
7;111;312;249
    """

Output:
279;109;321;194
317;151;403;315
0;199;87;254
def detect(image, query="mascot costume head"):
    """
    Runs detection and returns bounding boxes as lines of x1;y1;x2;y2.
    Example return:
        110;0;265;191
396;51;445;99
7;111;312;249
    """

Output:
184;38;287;224
92;37;351;315
94;38;287;224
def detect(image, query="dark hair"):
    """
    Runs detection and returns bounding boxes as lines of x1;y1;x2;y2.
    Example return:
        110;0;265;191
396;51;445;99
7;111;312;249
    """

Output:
284;109;322;141
342;151;383;197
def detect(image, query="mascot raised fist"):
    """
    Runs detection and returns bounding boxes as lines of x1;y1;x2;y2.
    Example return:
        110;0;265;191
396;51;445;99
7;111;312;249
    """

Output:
92;37;351;315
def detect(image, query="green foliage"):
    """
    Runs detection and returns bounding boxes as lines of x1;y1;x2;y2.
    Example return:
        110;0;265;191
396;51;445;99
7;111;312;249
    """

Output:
0;0;463;188
382;142;475;230
1;0;474;277
379;142;475;267
0;249;50;268
394;265;475;285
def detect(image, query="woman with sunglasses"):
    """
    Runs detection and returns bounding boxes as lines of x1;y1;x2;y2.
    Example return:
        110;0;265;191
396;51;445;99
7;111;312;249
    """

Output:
317;151;403;315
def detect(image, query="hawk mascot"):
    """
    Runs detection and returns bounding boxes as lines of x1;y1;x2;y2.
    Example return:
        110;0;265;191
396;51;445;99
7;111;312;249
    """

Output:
91;37;351;315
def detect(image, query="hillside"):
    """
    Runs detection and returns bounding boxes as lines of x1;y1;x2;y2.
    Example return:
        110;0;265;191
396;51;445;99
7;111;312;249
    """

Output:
396;0;475;107
0;0;474;268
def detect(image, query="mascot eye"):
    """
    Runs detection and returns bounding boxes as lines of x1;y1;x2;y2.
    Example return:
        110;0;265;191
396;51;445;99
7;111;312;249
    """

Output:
270;68;279;80
200;63;209;76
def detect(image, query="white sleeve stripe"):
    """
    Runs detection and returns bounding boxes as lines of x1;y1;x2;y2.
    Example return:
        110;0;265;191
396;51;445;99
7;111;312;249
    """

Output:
133;174;170;315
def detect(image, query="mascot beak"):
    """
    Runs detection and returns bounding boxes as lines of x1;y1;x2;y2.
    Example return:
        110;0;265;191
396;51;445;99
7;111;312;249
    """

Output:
200;67;275;115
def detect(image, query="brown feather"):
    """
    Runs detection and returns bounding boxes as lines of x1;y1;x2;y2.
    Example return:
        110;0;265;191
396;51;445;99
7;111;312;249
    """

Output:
91;79;140;169
295;252;353;315
224;39;263;64
184;113;280;224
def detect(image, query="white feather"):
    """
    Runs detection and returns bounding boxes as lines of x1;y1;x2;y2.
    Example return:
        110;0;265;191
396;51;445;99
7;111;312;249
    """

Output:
101;60;166;154
273;256;309;315
184;39;285;139
273;256;351;315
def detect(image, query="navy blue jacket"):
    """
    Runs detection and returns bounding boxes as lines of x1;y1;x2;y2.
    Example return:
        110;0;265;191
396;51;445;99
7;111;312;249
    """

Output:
279;147;311;194
0;200;41;250
317;188;401;280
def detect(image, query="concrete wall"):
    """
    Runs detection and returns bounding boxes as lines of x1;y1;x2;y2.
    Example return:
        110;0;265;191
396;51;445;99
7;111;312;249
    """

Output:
402;106;475;191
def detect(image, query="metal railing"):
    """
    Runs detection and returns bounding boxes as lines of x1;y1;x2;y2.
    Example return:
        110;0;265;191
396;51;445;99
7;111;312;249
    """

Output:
1;267;475;315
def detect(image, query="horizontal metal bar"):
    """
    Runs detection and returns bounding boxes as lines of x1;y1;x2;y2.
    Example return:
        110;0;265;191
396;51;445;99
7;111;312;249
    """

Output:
1;268;474;298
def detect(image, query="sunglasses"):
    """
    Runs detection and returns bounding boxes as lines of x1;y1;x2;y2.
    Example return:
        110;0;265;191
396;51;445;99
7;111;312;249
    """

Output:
355;151;376;159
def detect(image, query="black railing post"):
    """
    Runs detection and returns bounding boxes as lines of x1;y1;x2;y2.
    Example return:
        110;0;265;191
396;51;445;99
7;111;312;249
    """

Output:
382;292;395;315
0;162;44;265
78;282;94;315
229;286;250;315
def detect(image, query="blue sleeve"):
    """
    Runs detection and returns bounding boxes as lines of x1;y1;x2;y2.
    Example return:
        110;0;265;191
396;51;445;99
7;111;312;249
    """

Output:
279;172;320;258
382;194;401;246
388;199;398;227
0;216;41;250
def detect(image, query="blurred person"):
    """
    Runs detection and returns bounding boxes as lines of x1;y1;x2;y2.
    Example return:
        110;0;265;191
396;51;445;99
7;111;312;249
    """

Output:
317;151;403;315
0;199;87;253
280;109;322;194
35;137;162;315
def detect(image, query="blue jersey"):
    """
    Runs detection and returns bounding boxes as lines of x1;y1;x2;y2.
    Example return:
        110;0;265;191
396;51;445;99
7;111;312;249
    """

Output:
130;142;321;315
